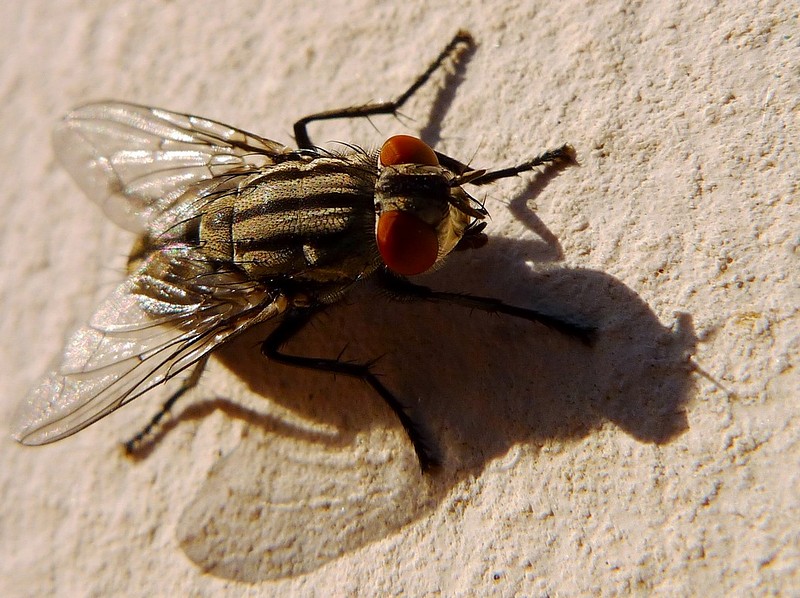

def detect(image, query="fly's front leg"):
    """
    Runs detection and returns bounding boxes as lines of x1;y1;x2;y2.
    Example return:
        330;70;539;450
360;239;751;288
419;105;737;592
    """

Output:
469;144;577;185
293;31;474;150
376;271;596;345
262;308;441;471
440;144;577;183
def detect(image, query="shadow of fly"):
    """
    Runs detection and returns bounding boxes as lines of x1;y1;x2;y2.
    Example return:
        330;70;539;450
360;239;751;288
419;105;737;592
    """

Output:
13;31;591;470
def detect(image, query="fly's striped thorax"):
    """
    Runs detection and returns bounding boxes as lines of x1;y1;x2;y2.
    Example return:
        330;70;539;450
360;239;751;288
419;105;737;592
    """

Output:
198;155;381;295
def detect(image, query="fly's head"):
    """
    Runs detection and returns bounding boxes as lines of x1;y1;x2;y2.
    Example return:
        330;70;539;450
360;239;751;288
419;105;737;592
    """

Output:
374;135;487;276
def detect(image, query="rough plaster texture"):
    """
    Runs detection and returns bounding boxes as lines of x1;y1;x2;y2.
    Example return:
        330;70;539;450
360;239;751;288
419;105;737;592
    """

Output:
1;1;797;596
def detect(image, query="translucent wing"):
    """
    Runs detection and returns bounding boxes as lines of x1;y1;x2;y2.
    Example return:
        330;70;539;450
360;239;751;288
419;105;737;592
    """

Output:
53;101;293;232
13;251;286;445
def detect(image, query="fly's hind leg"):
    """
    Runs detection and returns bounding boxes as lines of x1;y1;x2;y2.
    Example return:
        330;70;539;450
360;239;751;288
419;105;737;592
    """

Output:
293;31;474;150
124;355;210;456
262;308;441;471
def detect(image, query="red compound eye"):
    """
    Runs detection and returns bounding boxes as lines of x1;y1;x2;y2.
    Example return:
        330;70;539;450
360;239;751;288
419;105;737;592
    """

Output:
377;210;439;276
379;135;439;167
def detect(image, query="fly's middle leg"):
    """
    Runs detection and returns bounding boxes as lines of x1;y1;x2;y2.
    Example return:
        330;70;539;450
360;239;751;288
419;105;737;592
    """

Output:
376;271;596;345
293;31;474;150
261;308;441;471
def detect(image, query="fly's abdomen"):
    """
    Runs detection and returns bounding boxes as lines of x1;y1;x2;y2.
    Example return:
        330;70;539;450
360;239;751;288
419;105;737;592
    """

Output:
200;158;380;293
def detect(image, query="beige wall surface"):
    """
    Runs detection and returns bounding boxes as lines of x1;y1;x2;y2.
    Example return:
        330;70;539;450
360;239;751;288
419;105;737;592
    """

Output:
1;1;797;596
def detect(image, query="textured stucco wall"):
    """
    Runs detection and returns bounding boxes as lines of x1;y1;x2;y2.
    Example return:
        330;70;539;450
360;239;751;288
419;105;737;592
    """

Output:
1;1;797;596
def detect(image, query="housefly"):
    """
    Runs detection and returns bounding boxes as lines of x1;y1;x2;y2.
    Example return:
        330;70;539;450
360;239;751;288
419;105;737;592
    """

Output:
12;31;591;470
